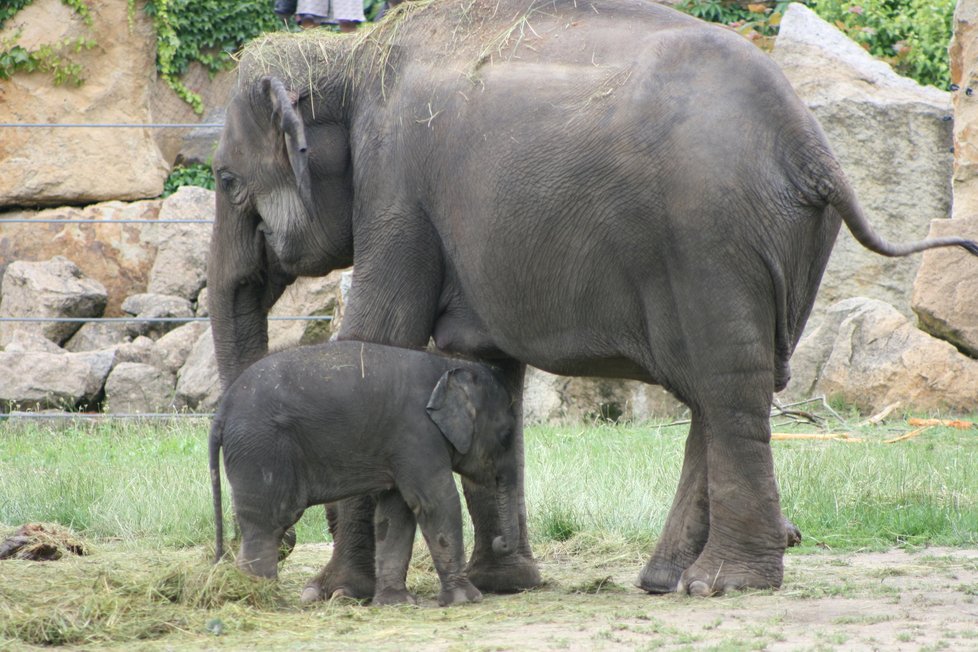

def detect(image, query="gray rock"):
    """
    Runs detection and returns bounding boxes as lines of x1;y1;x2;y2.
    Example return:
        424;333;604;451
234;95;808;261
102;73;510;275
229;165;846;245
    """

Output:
174;327;221;411
523;369;686;424
155;322;209;374
0;349;115;411
911;216;978;358
64;321;132;352
0;257;108;347
772;4;953;326
195;287;209;317
146;187;213;302
781;297;978;413
121;293;195;339
114;336;161;367
104;362;177;414
268;272;344;351
3;330;65;354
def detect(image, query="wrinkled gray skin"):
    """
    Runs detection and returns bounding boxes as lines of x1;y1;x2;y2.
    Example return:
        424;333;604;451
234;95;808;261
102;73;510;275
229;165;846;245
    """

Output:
210;341;519;606
208;0;978;599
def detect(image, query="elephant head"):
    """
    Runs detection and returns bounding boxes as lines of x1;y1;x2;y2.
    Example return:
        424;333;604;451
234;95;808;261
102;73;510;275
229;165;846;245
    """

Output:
426;367;520;556
208;68;355;388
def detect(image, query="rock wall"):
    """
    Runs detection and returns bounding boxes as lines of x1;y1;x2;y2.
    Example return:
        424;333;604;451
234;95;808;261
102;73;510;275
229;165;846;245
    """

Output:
2;2;977;419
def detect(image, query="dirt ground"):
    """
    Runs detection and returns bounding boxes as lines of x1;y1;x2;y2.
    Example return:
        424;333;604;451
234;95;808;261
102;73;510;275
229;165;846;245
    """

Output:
267;543;978;651
2;541;977;650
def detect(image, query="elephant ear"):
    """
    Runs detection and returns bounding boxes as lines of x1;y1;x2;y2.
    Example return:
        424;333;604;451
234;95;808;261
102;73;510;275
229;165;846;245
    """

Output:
261;76;315;217
426;368;478;455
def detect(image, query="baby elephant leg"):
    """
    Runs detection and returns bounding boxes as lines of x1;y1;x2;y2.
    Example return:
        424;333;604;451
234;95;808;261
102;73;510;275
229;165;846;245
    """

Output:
373;489;419;606
407;473;482;607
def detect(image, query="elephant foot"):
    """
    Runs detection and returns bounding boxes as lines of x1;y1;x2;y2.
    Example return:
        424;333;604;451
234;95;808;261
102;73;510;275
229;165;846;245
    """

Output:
466;551;542;593
372;587;419;606
299;559;376;604
783;516;802;548
676;549;783;597
637;556;685;594
437;577;483;607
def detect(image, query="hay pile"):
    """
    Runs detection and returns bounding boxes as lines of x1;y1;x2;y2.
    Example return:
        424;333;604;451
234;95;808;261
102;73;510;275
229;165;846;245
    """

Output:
0;523;87;561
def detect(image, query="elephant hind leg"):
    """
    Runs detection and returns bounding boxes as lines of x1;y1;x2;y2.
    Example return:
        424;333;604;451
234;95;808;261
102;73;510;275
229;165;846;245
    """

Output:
677;371;786;596
300;496;378;604
638;412;710;594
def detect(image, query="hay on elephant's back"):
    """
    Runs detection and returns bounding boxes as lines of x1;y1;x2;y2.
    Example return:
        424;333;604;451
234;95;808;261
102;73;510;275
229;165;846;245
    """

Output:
0;523;88;561
236;0;534;96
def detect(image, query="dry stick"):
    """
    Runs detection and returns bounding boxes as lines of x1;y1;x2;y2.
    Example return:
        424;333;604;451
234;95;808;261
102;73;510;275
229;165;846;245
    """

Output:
907;417;975;430
771;433;863;442
857;401;902;427
883;426;934;444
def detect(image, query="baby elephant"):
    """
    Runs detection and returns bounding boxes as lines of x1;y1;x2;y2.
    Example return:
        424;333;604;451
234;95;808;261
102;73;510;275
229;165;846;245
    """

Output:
210;340;520;606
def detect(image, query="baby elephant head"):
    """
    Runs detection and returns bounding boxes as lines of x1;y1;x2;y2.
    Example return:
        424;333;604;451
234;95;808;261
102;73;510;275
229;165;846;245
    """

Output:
425;367;519;556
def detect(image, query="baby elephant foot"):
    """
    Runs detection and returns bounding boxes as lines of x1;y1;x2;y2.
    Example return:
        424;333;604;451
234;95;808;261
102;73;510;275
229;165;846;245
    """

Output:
783;516;802;548
466;552;541;593
372;587;419;606
437;577;483;607
299;562;376;604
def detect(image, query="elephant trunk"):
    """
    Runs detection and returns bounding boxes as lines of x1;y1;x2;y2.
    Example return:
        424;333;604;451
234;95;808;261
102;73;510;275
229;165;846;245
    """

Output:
491;476;521;556
207;196;294;389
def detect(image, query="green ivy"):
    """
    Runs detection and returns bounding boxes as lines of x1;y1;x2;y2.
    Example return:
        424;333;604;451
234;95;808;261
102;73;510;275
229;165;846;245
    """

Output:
675;0;955;89
138;0;283;114
0;0;96;84
0;0;34;28
809;0;953;89
162;162;215;197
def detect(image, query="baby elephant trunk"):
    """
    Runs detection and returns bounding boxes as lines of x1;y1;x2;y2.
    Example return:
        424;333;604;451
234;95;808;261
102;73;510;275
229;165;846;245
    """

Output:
491;476;521;556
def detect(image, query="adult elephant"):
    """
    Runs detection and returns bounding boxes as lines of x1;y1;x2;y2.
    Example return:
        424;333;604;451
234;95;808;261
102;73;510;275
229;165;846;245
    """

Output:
208;0;978;599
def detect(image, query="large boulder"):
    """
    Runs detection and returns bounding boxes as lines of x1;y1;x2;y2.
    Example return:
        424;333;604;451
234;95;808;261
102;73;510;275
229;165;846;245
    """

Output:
146;187;213;301
771;4;954;325
911;216;978;357
174;327;221;411
0;0;168;206
782;297;978;413
0;349;115;411
104;362;177;414
0;257;108;347
121;293;195;339
268;272;345;350
950;0;978;220
523;370;685;424
0;200;163;316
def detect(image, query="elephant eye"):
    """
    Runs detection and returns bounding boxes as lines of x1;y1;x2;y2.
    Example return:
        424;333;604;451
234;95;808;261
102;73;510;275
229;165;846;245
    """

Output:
218;171;248;205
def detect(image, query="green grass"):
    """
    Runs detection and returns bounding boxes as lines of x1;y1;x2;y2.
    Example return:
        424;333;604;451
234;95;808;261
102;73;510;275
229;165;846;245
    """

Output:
1;414;977;649
2;415;977;552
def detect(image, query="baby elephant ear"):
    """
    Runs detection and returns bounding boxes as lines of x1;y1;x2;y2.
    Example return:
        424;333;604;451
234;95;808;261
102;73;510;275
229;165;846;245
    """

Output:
426;368;479;455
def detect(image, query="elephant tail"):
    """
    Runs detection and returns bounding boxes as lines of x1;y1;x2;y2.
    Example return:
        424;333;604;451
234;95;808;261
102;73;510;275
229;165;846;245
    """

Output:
209;414;225;565
832;181;978;258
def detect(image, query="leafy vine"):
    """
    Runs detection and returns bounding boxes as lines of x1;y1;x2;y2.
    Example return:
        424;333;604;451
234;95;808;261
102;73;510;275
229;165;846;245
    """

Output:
0;0;96;85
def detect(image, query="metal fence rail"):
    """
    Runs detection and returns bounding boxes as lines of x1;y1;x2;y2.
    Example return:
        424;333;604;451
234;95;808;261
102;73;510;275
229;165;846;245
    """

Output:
0;119;333;420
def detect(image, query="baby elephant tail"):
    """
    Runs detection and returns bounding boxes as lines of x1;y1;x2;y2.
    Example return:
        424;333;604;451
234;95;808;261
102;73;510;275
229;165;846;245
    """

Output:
209;415;225;565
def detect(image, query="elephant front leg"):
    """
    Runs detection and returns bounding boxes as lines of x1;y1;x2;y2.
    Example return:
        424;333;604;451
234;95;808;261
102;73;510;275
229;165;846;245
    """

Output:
300;496;377;603
463;360;542;593
372;490;419;606
638;414;710;593
406;473;482;606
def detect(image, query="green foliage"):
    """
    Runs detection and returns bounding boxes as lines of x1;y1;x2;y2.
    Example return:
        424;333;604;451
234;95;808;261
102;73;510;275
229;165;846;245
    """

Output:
138;0;284;114
809;0;954;89
0;33;95;85
0;0;33;28
162;162;216;197
0;1;96;84
675;0;955;89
